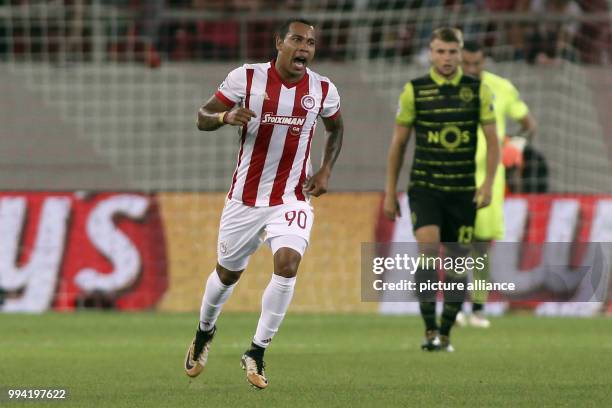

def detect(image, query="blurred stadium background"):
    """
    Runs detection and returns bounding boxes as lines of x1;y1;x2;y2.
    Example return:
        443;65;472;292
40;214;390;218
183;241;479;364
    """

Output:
1;0;611;315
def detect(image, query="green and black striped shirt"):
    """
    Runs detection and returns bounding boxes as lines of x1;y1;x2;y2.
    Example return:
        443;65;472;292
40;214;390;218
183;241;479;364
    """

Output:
396;67;495;192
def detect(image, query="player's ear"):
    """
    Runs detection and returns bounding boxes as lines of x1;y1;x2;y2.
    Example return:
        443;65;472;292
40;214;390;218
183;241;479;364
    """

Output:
275;35;283;52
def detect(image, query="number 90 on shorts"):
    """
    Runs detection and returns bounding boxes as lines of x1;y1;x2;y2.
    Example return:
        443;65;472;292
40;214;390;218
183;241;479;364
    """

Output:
217;200;314;271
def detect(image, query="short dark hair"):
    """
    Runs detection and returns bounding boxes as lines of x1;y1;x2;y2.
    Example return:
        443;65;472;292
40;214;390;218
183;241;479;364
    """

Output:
276;18;315;40
463;40;483;53
430;27;463;47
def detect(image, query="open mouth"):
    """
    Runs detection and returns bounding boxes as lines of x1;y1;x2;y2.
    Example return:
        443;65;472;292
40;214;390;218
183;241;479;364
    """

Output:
292;56;307;69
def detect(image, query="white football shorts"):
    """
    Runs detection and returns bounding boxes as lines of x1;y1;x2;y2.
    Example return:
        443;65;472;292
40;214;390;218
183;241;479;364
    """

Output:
217;199;314;271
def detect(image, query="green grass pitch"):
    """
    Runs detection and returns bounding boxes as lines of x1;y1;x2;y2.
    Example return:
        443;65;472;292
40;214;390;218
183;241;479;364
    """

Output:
1;312;610;407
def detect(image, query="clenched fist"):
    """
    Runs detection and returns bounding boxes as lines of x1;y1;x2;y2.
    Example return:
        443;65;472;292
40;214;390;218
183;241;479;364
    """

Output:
223;108;257;126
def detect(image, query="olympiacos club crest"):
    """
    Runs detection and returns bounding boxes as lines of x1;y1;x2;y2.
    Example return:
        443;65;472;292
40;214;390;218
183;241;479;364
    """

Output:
301;94;315;110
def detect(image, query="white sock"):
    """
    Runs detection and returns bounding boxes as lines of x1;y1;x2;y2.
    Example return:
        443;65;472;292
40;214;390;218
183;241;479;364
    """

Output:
199;269;236;332
253;274;297;348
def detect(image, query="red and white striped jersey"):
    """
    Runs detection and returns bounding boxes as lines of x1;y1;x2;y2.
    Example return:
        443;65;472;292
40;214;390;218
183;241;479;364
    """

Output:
214;61;341;207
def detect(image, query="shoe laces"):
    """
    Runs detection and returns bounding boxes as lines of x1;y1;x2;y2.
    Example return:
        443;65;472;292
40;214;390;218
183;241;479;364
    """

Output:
193;327;215;360
246;354;266;375
193;341;206;361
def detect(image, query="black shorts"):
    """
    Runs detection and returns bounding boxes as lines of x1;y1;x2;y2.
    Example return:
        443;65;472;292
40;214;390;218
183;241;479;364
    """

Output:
408;186;476;244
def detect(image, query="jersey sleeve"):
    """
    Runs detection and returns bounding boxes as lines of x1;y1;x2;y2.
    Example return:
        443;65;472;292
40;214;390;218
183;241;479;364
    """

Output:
479;82;496;125
505;81;529;121
321;81;341;119
215;66;246;107
395;82;415;127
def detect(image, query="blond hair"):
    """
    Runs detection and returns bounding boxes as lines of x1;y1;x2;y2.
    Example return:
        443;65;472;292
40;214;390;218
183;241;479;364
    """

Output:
430;27;464;48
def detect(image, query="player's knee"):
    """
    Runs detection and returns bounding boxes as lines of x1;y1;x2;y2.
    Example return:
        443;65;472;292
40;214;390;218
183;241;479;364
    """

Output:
445;242;472;258
216;264;243;285
415;226;441;248
419;244;440;258
415;236;441;259
274;261;299;278
273;248;301;278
